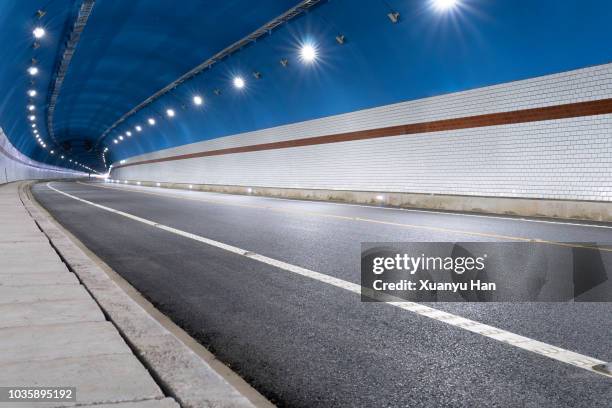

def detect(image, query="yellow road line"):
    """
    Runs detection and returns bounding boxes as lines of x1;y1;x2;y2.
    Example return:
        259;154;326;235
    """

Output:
76;181;611;252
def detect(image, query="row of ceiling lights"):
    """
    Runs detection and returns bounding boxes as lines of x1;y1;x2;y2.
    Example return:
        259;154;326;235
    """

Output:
104;0;459;158
27;0;459;172
25;20;95;173
108;42;319;149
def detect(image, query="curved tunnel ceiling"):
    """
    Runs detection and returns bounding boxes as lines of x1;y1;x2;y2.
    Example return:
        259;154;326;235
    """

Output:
1;0;611;173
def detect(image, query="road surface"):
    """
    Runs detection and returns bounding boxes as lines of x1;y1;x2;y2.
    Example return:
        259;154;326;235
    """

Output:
32;181;612;408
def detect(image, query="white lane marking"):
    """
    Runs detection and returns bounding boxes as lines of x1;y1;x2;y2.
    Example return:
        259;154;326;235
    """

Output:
82;181;612;230
48;182;611;378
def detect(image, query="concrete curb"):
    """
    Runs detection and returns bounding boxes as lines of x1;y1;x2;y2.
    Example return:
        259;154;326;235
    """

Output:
105;179;612;223
19;182;262;408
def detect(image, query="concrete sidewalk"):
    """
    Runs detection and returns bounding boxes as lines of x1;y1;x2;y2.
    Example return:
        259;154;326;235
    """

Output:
0;181;178;407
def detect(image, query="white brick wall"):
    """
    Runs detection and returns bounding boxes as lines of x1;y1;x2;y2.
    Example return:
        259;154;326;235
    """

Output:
113;63;612;202
0;128;82;184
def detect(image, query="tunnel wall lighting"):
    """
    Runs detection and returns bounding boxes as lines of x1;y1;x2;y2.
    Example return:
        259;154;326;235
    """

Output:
233;77;245;89
300;44;317;63
28;89;37;97
126;131;132;137
28;105;35;111
33;27;45;38
166;108;175;117
27;66;39;75
28;115;35;121
135;125;142;132
118;135;124;140
433;0;459;11
387;11;400;23
193;95;203;105
148;118;156;125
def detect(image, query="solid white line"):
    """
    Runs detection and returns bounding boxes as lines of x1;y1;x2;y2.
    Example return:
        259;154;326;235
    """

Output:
88;181;612;230
48;182;611;378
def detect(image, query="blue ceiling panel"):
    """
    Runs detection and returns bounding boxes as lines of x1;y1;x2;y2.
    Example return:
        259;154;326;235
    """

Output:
0;0;611;173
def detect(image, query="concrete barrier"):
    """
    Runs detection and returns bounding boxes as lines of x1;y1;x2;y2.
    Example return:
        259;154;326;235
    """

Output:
105;180;612;222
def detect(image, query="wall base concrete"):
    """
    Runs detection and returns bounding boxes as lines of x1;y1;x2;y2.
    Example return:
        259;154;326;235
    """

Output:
111;180;612;222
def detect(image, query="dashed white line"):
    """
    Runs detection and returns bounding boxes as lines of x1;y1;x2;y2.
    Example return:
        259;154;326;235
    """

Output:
47;182;611;378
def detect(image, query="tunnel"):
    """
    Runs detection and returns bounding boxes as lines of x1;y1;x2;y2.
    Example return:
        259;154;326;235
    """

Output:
1;1;611;407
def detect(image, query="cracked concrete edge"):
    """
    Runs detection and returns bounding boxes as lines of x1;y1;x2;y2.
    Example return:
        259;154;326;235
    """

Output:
19;181;272;408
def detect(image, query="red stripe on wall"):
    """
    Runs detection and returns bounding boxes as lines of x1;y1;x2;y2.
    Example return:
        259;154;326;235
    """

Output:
114;98;612;170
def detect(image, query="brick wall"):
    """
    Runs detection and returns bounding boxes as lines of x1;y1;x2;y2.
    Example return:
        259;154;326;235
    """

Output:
112;63;612;202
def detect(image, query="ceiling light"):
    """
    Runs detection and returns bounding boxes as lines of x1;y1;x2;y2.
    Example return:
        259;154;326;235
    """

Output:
28;105;35;111
113;139;118;144
31;123;36;128
27;66;39;76
61;155;64;159
28;89;37;97
126;131;132;137
300;43;317;63
148;117;156;125
33;129;38;134
387;11;400;23
233;76;245;89
135;125;142;132
33;27;45;38
432;0;459;11
193;95;203;106
50;150;54;154
118;135;124;141
166;108;175;118
28;115;35;121
69;159;72;162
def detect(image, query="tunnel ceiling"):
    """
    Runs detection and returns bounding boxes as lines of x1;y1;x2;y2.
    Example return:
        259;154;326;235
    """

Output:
1;0;611;173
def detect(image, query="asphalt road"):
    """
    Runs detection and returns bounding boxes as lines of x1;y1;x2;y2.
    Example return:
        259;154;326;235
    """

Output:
33;181;612;407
